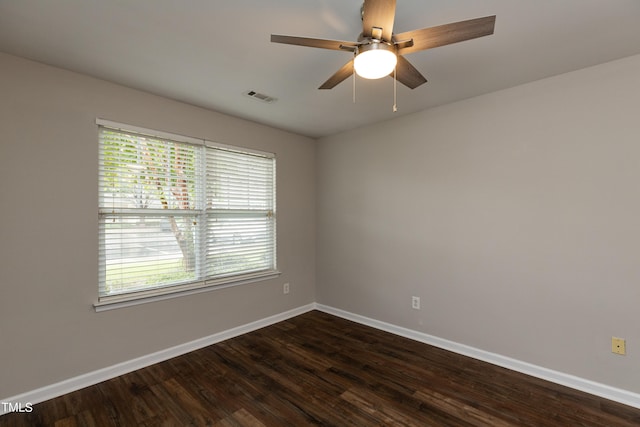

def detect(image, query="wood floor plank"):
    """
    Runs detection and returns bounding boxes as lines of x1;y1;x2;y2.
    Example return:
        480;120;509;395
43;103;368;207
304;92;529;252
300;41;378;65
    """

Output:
52;417;77;427
413;388;518;427
2;310;640;426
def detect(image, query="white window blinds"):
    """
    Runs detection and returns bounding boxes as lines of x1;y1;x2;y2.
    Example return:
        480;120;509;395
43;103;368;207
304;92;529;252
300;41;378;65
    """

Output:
98;122;276;301
206;148;276;278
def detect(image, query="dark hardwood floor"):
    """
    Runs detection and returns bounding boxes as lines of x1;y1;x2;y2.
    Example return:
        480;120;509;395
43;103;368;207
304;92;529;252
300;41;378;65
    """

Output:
2;310;640;426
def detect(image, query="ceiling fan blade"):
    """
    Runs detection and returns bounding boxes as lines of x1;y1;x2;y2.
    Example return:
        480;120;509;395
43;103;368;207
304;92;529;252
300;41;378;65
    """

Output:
362;0;396;42
271;34;357;51
393;55;427;89
394;15;496;55
319;59;354;89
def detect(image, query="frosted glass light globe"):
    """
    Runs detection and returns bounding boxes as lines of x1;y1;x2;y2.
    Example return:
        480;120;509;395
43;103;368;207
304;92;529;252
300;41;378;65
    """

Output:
354;45;397;79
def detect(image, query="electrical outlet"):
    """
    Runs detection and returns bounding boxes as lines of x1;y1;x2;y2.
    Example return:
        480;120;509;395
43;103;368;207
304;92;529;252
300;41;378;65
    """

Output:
283;283;290;294
612;337;626;355
411;296;420;310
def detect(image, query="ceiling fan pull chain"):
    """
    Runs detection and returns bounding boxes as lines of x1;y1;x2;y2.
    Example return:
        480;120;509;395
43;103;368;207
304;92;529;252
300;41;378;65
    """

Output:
393;65;398;112
353;71;356;103
353;50;357;104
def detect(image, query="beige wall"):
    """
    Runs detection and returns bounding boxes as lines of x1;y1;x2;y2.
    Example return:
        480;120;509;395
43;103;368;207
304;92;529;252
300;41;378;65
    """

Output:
317;54;640;393
0;52;316;398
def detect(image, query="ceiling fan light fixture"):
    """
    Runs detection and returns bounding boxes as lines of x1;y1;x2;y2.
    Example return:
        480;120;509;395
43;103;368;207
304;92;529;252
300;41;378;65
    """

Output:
353;42;397;80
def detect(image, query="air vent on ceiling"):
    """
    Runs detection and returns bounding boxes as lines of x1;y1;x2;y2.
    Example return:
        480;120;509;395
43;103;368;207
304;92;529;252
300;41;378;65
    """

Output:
243;90;277;104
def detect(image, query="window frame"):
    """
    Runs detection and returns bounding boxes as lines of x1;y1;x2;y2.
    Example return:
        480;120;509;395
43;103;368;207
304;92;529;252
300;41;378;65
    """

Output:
95;119;279;311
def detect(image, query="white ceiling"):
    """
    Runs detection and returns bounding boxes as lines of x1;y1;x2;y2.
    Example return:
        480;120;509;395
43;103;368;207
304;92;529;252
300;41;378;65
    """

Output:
1;1;640;138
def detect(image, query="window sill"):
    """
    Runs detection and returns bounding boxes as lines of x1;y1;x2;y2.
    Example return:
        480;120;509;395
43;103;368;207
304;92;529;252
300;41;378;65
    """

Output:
93;270;281;312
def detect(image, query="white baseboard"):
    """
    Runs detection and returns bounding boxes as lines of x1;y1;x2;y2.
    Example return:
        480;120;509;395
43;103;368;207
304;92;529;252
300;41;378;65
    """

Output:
3;302;639;417
315;304;640;410
0;304;316;416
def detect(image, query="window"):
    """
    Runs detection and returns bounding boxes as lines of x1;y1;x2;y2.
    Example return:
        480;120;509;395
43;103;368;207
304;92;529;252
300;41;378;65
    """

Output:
97;119;277;305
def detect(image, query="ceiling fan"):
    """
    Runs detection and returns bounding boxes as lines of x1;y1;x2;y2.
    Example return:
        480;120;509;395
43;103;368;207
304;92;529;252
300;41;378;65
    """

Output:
271;0;496;90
